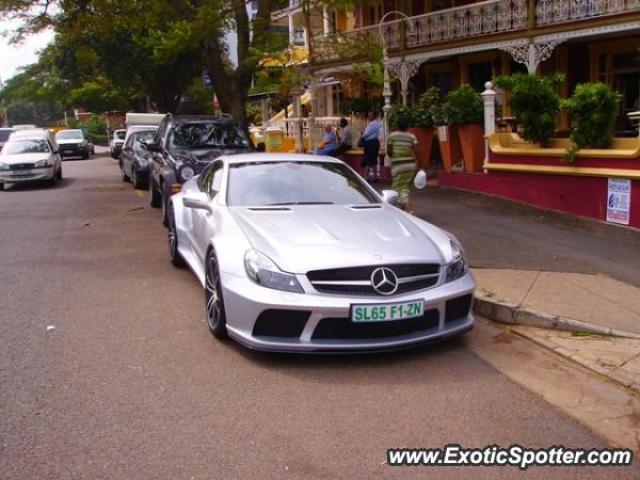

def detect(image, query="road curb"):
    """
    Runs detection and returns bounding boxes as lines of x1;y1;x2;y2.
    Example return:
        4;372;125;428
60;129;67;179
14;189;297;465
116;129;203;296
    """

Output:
474;291;640;340
508;327;640;394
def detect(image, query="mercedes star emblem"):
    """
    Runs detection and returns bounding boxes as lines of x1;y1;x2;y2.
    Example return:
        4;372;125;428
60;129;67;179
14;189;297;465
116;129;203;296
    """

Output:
370;267;399;296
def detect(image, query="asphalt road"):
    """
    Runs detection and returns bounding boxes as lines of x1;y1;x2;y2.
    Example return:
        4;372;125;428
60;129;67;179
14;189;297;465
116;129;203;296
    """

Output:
0;153;636;479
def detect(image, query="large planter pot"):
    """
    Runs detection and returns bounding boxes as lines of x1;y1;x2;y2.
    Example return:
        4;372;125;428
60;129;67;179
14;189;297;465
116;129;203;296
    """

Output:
408;127;434;170
457;123;485;172
436;125;463;172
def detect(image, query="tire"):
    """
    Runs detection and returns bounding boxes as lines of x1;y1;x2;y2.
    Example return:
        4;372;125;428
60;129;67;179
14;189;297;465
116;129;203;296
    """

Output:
132;168;145;189
82;152;89;160
149;176;161;208
121;162;129;182
56;166;62;180
161;191;169;227
167;203;184;267
48;172;58;187
0;183;4;191
205;250;227;339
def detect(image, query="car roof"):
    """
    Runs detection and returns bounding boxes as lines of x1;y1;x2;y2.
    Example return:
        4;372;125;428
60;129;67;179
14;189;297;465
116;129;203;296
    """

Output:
0;127;14;131
223;153;342;165
56;129;82;133
10;129;50;140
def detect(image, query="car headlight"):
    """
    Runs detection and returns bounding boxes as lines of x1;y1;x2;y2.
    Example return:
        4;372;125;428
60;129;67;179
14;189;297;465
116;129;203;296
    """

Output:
34;159;51;168
0;162;9;171
244;249;304;293
445;239;468;283
179;165;195;182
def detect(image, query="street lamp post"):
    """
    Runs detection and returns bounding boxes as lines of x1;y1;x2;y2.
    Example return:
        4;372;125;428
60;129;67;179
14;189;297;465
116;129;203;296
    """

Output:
378;11;411;146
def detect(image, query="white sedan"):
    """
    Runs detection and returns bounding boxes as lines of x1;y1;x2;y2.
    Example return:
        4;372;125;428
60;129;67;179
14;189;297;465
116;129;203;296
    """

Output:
0;130;62;190
168;153;475;353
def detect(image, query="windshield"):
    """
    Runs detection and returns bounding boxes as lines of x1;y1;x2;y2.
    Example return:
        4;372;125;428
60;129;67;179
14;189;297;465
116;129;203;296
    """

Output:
0;130;13;142
170;123;250;149
56;130;84;140
115;131;126;140
3;140;50;155
133;130;157;145
227;161;379;207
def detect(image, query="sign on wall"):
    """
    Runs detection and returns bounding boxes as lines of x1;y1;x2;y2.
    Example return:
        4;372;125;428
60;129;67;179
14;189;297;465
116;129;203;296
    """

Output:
606;178;631;225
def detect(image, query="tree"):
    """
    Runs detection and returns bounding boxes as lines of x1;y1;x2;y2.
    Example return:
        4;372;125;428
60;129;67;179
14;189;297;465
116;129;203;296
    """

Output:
1;0;355;123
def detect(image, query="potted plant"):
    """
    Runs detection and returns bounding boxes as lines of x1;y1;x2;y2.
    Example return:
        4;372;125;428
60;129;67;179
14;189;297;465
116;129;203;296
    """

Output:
495;73;564;147
432;102;463;172
560;82;621;161
442;84;484;172
409;87;439;169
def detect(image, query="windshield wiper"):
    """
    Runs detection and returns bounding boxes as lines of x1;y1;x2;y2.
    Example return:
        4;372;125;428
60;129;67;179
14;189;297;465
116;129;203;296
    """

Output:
267;201;334;206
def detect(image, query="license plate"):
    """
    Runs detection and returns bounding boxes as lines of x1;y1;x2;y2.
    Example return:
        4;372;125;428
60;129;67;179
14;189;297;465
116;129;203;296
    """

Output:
351;300;424;322
12;170;33;176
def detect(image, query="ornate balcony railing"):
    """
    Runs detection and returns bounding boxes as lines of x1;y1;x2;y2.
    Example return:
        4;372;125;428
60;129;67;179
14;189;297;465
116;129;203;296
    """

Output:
380;0;528;50
313;0;528;64
536;0;640;26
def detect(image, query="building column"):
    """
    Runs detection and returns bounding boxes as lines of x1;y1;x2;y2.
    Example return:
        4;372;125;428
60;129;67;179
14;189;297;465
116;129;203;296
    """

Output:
288;14;295;45
323;6;331;35
481;81;497;170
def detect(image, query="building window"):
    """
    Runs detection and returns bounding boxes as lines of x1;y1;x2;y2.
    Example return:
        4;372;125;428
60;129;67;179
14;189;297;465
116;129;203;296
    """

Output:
467;62;493;92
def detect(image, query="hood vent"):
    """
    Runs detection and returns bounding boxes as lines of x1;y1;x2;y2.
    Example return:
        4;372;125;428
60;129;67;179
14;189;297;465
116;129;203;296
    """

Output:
247;206;292;212
350;205;383;210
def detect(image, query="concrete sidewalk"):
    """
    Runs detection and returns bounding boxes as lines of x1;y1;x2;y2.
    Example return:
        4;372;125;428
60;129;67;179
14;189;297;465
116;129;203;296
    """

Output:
473;268;640;336
472;268;640;392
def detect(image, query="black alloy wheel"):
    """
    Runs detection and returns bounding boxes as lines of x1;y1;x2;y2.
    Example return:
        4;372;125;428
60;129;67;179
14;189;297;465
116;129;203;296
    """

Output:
205;251;227;339
167;203;184;267
132;168;144;189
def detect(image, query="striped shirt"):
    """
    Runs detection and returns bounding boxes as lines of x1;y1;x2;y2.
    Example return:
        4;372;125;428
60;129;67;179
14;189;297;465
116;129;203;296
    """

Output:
387;131;417;164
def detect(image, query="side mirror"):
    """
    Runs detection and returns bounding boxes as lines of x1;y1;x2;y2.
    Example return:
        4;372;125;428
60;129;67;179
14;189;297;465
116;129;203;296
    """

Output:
182;192;211;212
381;189;399;204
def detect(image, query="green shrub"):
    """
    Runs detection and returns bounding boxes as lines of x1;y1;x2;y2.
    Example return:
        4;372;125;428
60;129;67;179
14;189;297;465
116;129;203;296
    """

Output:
495;73;564;146
387;105;413;129
412;86;440;129
561;82;621;149
441;84;483;126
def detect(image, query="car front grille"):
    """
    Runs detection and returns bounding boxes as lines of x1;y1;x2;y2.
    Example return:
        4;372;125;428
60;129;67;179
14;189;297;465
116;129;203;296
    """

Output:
10;163;36;170
252;309;310;338
307;264;440;296
311;309;440;340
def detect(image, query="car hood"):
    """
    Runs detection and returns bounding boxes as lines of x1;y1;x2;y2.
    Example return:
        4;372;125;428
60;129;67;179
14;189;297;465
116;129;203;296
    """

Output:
57;139;84;145
230;205;453;274
0;153;51;165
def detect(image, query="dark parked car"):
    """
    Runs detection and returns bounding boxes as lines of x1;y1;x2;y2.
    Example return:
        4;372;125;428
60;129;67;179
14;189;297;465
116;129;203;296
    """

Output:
0;128;15;151
146;114;253;225
55;129;94;159
119;129;157;188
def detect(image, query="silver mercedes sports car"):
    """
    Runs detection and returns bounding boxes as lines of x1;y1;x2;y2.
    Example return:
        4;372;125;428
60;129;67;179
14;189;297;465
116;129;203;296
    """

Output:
168;153;475;352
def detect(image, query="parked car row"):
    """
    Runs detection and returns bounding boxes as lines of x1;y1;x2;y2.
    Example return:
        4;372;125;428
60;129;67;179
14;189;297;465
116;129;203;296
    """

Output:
114;113;476;354
0;127;99;190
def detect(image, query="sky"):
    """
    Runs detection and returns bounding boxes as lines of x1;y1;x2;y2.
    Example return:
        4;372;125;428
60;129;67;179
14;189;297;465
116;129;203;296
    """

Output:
0;19;54;86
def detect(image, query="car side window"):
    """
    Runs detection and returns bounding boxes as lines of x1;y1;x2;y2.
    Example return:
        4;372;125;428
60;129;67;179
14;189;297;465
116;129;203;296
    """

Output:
198;161;223;198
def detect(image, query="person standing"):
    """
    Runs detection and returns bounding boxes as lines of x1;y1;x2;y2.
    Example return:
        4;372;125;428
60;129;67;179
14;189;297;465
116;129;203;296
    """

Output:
387;116;419;214
334;118;352;157
360;111;381;182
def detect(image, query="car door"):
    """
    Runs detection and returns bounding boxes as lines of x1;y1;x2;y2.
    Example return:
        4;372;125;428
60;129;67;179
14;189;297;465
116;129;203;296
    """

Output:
192;160;224;264
121;136;135;176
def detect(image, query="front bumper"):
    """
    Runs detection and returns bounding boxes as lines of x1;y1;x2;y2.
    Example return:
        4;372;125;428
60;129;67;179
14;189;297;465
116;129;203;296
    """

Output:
220;271;476;352
0;166;55;183
60;145;89;157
